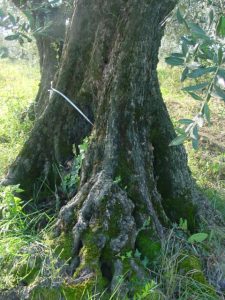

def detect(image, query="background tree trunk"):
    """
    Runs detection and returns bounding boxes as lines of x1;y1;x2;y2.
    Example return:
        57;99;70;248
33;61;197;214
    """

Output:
11;0;71;118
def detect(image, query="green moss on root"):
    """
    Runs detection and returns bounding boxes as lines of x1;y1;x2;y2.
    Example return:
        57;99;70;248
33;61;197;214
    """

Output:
61;279;96;300
163;196;198;232
73;231;108;293
30;287;62;300
136;230;161;263
54;232;73;261
178;255;218;298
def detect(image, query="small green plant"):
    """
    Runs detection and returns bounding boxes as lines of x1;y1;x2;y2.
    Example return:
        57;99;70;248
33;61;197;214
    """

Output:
133;280;159;300
177;218;209;244
114;176;122;185
60;137;89;197
0;185;25;233
179;218;188;231
188;232;208;244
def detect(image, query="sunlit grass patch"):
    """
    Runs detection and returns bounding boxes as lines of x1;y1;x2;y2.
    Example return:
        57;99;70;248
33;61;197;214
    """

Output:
157;63;185;100
0;59;40;178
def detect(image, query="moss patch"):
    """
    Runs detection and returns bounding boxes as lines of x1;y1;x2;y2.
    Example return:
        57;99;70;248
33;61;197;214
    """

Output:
73;231;108;295
136;230;161;263
178;255;218;298
30;287;62;300
61;279;96;300
54;233;73;261
163;196;198;232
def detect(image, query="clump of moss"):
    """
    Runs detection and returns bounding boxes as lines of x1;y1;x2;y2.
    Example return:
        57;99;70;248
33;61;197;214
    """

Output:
72;231;108;295
30;287;62;300
163;196;198;232
136;230;161;263
179;255;206;283
61;279;96;300
54;233;73;261
178;255;218;298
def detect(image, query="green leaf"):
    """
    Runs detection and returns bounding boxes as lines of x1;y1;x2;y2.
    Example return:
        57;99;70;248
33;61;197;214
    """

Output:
24;10;35;29
203;103;210;123
178;119;193;125
0;9;5;18
218;69;225;80
134;249;141;259
176;127;186;135
170;52;184;58
216;15;225;37
199;45;214;61
0;47;8;58
165;56;184;66
218;47;223;65
177;8;184;24
182;42;189;57
179;218;188;231
212;85;225;101
188;22;210;40
181;67;189;82
5;34;20;41
183;82;209;92
169;134;187;146
181;36;195;46
192;137;199;150
188;66;217;79
188;22;205;35
141;256;149;268
187;92;203;101
20;33;32;42
192;126;199;140
188;233;208;243
208;9;214;26
126;251;132;258
8;13;16;26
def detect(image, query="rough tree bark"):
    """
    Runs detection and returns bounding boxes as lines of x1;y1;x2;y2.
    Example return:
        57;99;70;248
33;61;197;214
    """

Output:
3;0;223;297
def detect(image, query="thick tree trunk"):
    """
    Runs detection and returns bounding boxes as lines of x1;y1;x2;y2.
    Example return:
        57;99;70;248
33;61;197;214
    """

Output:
49;0;209;294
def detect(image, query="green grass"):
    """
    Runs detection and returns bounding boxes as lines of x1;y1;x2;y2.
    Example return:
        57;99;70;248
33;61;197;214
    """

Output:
0;59;40;178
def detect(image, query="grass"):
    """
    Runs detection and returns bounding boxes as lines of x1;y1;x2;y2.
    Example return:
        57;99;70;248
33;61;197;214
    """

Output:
0;58;40;178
